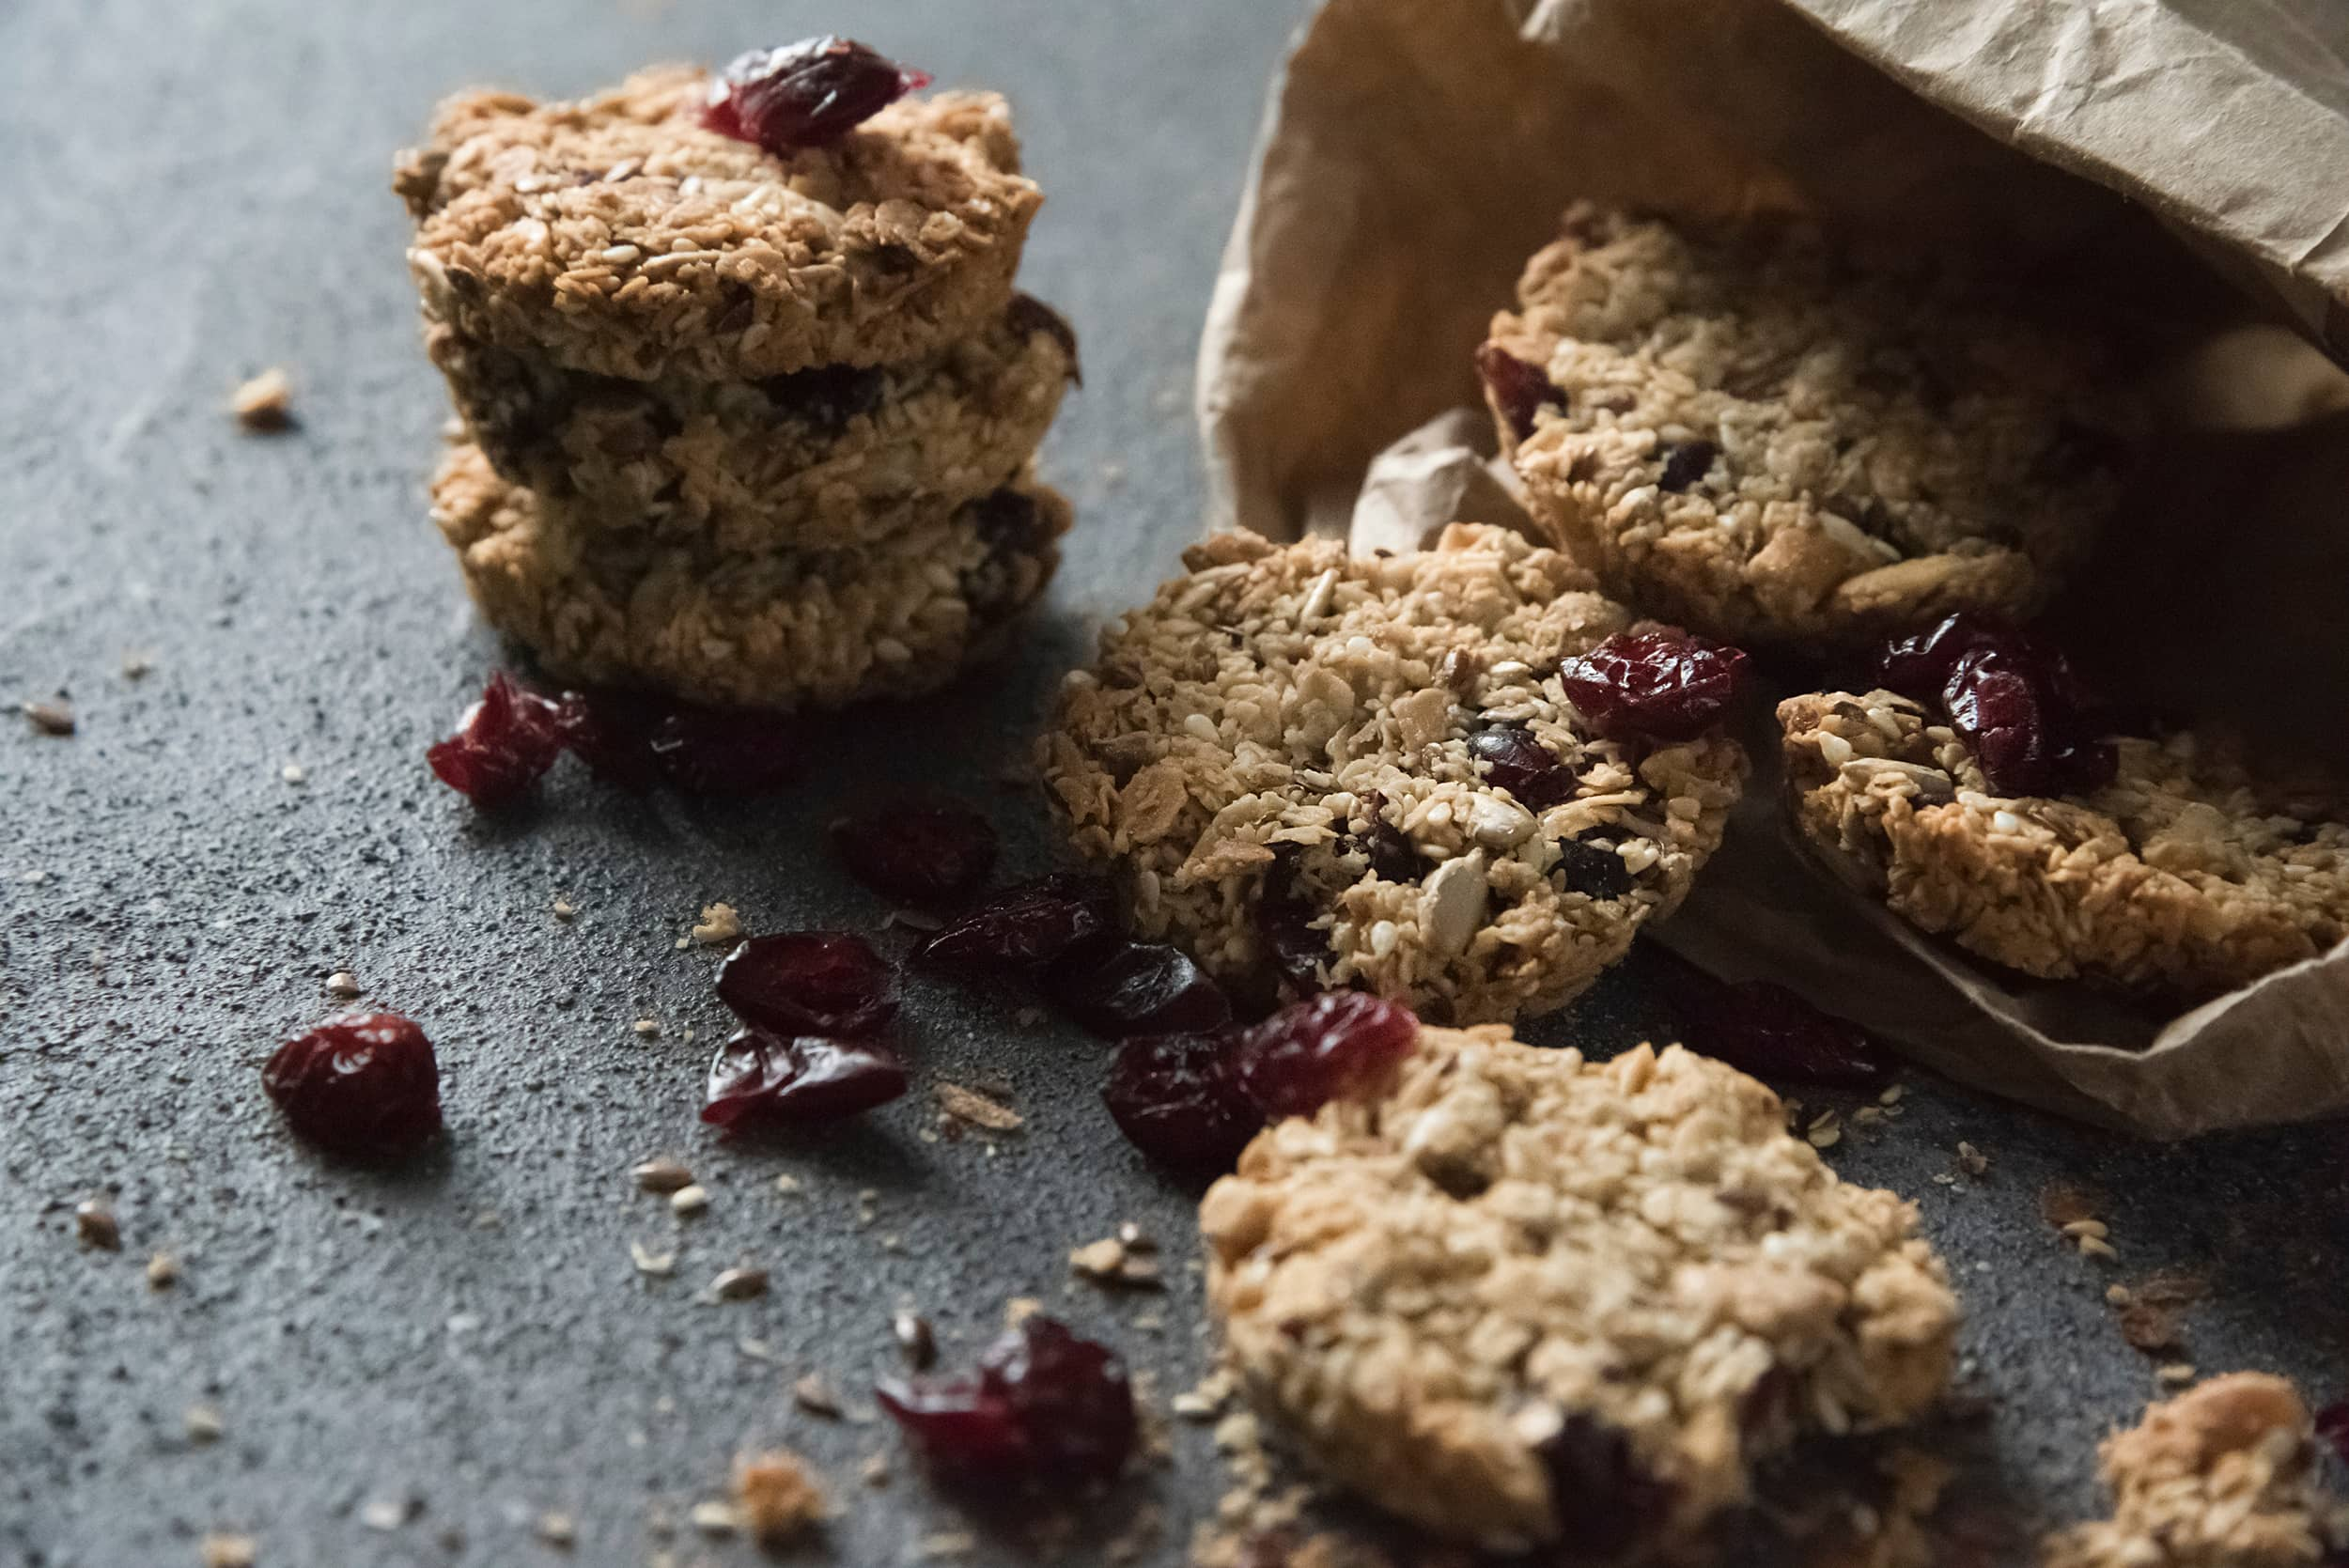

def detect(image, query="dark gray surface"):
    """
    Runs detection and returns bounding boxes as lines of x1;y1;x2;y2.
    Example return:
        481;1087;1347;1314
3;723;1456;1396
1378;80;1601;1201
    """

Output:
3;3;2346;1565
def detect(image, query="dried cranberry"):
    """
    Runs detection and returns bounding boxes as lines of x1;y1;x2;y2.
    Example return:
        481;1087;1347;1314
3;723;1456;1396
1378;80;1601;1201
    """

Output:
2315;1401;2349;1467
1873;612;2019;703
830;801;998;908
1657;439;1719;492
1538;1413;1674;1558
878;1316;1137;1489
1476;343;1565;442
1044;938;1231;1039
1358;796;1421;882
551;687;661;792
968;489;1049;553
646;705;799;795
427;673;564;808
1233;992;1419;1119
1558;629;1750;742
1679;977;1886;1087
1465;725;1578;810
1555;836;1634;900
759;364;886;432
919;872;1115;971
702;38;931;153
1255;892;1330;993
702;1027;907;1131
716;933;897;1036
1102;1032;1264;1171
262;1013;443;1159
1008;293;1081;385
1874;614;2115;798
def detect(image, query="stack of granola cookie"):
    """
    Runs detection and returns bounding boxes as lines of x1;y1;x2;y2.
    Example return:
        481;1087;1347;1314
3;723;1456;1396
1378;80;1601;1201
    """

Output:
394;40;1077;710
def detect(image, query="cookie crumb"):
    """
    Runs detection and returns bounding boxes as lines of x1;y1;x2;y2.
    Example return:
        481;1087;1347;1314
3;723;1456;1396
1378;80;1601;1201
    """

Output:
632;1017;661;1039
200;1532;257;1568
691;903;743;946
630;1242;675;1278
1070;1235;1165;1290
632;1157;693;1194
892;1310;937;1369
186;1404;226;1443
773;1173;802;1197
711;1266;768;1301
792;1373;842;1418
552;896;576;921
23;700;75;737
535;1512;576;1547
687;1499;738;1537
147;1251;180;1289
733;1449;825;1545
121;651;154;680
280;763;306;785
860;1452;891;1487
669;1185;709;1217
1003;1296;1044;1327
75;1198;121;1250
323;970;363;1000
936;1081;1023;1134
1955;1141;1990;1176
231;367;295;431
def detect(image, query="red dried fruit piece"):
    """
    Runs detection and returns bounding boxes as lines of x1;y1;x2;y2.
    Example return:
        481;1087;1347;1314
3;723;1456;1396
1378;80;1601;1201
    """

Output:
646;705;800;795
551;686;662;792
919;872;1114;970
878;1316;1137;1489
702;37;931;153
2314;1400;2349;1467
1679;977;1887;1087
1538;1413;1677;1559
262;1012;443;1159
716;933;898;1036
1657;439;1719;492
702;1027;908;1131
1233;992;1419;1119
1476;343;1566;442
428;672;564;808
1465;724;1578;810
1554;834;1634;900
1008;293;1082;385
1872;613;2115;798
1102;1032;1264;1171
758;364;887;432
831;802;999;908
1045;937;1232;1039
1558;629;1750;742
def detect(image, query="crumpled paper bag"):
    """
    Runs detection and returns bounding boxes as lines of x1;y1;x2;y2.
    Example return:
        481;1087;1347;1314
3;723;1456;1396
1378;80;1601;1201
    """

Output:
1196;0;2349;1137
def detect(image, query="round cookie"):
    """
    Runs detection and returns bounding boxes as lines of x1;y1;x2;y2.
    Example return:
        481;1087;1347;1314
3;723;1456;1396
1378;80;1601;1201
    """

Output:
427;295;1076;551
395;68;1042;381
1780;690;2349;998
1038;525;1748;1025
430;442;1066;710
1484;204;2139;655
1200;1029;1959;1554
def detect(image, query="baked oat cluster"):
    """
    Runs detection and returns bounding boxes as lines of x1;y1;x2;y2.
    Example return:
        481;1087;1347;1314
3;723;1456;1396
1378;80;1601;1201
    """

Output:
1201;1028;1960;1555
396;50;1075;707
2042;1374;2347;1568
1483;205;2139;655
1780;689;2349;998
1039;525;1747;1024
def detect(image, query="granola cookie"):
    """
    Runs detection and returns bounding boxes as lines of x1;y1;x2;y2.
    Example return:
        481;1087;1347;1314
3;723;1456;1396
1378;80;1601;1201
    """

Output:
2042;1374;2345;1568
430;442;1065;709
1200;1031;1960;1555
1038;525;1747;1025
1486;206;2138;654
394;68;1041;381
427;296;1075;551
1781;691;2349;997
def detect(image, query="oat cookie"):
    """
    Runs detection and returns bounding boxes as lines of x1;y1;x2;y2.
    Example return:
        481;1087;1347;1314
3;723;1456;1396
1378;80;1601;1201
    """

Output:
1038;525;1747;1025
1781;690;2349;997
2043;1374;2345;1568
430;442;1065;710
395;68;1041;381
427;297;1074;551
1200;1031;1959;1554
1486;206;2138;654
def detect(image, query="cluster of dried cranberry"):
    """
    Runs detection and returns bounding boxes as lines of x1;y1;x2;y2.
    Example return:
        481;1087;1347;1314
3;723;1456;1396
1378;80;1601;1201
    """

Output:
1560;629;1751;742
1873;613;2116;799
428;673;799;808
263;1013;444;1160
878;1314;1138;1491
701;38;930;155
705;933;907;1131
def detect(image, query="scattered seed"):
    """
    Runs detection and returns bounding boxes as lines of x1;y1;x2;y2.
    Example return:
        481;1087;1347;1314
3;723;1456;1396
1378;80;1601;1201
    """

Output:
186;1404;226;1442
1878;1084;1905;1105
691;902;744;946
231;367;294;430
629;1242;676;1278
201;1532;257;1568
552;897;576;921
23;700;75;737
2157;1362;2197;1385
669;1185;709;1217
1003;1296;1043;1327
773;1173;802;1197
1955;1141;1989;1176
860;1452;891;1487
76;1199;121;1250
792;1373;842;1417
2079;1235;2120;1262
359;1496;409;1531
688;1500;739;1537
631;1157;693;1194
536;1511;576;1547
2060;1219;2109;1239
632;1018;661;1039
711;1267;768;1301
892;1310;936;1369
1117;1221;1156;1253
2107;1283;2134;1306
936;1081;1023;1134
321;970;363;1000
147;1251;180;1289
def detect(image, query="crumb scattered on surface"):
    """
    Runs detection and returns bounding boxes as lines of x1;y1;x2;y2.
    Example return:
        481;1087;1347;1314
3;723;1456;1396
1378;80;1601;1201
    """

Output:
1069;1235;1165;1290
692;903;743;945
733;1449;826;1545
893;1310;936;1369
936;1081;1023;1134
1956;1141;1990;1177
231;367;295;431
711;1267;767;1301
536;1511;576;1547
23;700;75;737
688;1499;738;1536
552;896;576;921
792;1373;842;1418
632;1017;661;1038
630;1242;675;1278
75;1198;120;1250
669;1185;709;1217
186;1404;226;1443
147;1251;179;1289
632;1157;692;1193
200;1532;257;1568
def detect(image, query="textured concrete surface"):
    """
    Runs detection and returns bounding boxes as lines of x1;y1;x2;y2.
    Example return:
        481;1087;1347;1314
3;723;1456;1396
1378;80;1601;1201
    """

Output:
3;2;2346;1565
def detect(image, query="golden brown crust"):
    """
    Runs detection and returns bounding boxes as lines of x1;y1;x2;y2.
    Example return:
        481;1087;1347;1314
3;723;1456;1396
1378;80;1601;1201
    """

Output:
396;69;1042;380
1202;1031;1959;1554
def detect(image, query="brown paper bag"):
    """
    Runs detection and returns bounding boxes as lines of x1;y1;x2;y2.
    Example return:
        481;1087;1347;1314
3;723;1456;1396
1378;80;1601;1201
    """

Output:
1196;0;2349;1137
